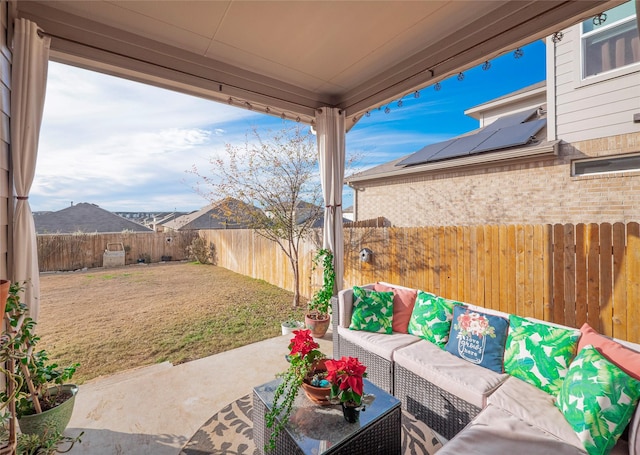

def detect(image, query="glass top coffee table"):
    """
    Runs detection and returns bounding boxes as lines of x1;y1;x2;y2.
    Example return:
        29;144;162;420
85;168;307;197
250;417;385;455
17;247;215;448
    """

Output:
253;378;401;455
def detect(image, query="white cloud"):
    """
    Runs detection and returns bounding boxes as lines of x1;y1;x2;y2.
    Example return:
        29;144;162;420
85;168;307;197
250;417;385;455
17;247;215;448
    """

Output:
33;62;264;211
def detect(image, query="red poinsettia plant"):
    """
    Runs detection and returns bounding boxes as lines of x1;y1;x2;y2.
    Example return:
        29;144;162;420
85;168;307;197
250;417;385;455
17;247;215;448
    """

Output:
325;356;367;406
265;329;325;452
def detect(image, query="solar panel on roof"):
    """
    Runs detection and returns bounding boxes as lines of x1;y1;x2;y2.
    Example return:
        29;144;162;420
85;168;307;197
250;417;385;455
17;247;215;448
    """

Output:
471;118;545;154
428;130;495;162
395;107;546;168
396;139;457;166
482;107;539;133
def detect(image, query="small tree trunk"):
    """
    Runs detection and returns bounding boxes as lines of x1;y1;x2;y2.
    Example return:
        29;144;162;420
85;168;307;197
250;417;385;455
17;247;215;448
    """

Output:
290;256;300;308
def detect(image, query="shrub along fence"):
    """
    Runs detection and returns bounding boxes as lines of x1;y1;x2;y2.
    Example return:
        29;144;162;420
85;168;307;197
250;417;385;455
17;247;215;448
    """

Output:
37;231;198;272
200;222;640;343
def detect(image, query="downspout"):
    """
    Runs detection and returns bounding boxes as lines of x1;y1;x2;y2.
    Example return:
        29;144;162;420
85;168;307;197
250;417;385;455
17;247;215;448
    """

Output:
348;183;358;222
352;185;357;222
545;35;557;142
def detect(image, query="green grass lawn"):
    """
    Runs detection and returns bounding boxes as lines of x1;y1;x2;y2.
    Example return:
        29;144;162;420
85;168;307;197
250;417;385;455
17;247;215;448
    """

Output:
37;262;308;383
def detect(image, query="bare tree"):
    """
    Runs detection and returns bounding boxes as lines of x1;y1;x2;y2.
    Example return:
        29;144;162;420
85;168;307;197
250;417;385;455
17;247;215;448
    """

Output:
191;126;323;307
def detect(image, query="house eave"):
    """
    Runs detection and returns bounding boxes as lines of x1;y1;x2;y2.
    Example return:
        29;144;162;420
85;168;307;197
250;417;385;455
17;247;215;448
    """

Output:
346;140;560;186
465;85;547;120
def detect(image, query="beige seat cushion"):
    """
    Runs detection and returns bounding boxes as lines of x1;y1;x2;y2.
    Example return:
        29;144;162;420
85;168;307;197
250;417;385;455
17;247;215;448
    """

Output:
393;340;508;408
488;376;635;455
336;325;419;361
437;405;592;455
488;376;585;451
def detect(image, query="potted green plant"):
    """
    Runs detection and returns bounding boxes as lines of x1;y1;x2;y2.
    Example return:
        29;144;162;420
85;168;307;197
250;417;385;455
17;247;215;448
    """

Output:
264;329;326;452
305;249;334;338
0;282;80;440
280;319;304;336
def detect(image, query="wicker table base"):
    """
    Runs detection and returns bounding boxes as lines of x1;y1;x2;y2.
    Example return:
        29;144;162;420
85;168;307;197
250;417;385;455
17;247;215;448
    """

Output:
253;378;401;455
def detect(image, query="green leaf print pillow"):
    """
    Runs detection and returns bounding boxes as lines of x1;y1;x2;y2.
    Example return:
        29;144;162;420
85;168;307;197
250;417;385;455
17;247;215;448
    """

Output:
556;345;640;455
407;291;457;348
349;286;394;334
503;314;580;395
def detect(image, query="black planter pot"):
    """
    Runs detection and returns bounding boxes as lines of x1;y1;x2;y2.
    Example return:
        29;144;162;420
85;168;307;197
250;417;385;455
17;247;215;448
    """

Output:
341;402;360;423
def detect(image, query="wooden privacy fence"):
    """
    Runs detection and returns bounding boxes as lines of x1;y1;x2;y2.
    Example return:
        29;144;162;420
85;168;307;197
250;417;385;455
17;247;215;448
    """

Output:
345;223;639;342
199;229;321;299
37;231;199;272
200;222;640;343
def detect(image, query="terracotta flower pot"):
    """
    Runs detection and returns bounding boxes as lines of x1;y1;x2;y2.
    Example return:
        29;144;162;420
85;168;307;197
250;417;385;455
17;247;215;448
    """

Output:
0;280;9;315
305;313;330;338
301;359;332;405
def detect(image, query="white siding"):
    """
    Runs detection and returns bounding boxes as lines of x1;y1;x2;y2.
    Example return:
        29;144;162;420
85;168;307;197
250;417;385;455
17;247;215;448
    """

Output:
551;23;640;143
479;99;546;128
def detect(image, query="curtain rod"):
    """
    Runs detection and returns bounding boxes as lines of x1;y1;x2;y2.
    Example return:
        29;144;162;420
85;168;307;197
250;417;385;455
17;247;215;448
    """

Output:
33;27;327;120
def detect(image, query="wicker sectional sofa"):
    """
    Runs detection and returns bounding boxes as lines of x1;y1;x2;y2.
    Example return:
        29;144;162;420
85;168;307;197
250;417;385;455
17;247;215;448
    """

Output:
333;282;640;455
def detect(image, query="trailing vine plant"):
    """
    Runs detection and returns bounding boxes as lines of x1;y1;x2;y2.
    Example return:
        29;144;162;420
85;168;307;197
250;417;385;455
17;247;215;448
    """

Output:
308;249;334;317
264;330;325;452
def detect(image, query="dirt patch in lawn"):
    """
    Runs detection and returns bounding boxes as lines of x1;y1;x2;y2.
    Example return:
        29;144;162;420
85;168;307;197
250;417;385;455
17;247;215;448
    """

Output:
37;262;306;383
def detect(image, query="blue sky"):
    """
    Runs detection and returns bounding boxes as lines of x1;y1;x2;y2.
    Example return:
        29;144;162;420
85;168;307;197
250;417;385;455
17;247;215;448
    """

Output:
31;40;545;213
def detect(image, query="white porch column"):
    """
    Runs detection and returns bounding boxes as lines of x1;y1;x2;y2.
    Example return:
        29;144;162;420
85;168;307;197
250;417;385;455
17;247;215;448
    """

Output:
10;19;50;321
315;107;345;292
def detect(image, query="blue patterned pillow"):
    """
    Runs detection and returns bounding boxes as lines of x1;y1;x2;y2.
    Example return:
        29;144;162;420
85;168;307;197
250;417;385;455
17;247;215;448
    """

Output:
445;305;509;373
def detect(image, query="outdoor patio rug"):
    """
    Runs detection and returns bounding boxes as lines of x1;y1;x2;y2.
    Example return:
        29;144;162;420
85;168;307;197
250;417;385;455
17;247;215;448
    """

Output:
180;394;443;455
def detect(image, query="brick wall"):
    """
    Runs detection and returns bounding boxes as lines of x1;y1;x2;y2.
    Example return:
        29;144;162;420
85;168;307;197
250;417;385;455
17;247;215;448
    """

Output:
354;132;640;226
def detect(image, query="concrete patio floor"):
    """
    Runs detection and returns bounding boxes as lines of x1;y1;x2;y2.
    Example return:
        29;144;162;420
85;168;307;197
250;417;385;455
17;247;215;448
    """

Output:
64;331;333;454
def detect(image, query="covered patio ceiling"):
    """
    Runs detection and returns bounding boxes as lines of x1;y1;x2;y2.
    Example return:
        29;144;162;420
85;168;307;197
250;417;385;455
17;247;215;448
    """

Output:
14;0;624;129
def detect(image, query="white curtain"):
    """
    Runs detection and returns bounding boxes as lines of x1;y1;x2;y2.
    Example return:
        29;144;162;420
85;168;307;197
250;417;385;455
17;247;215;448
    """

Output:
316;107;345;292
10;19;50;321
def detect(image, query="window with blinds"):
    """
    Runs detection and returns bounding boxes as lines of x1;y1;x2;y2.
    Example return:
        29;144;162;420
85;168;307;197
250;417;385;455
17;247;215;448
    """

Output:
581;1;639;78
573;153;640;176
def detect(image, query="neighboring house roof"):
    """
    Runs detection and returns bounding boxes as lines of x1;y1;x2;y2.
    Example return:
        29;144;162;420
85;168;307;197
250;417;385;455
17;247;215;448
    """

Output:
263;200;325;227
113;211;188;229
293;201;323;226
34;203;153;234
465;81;546;117
153;212;187;226
163;198;262;231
